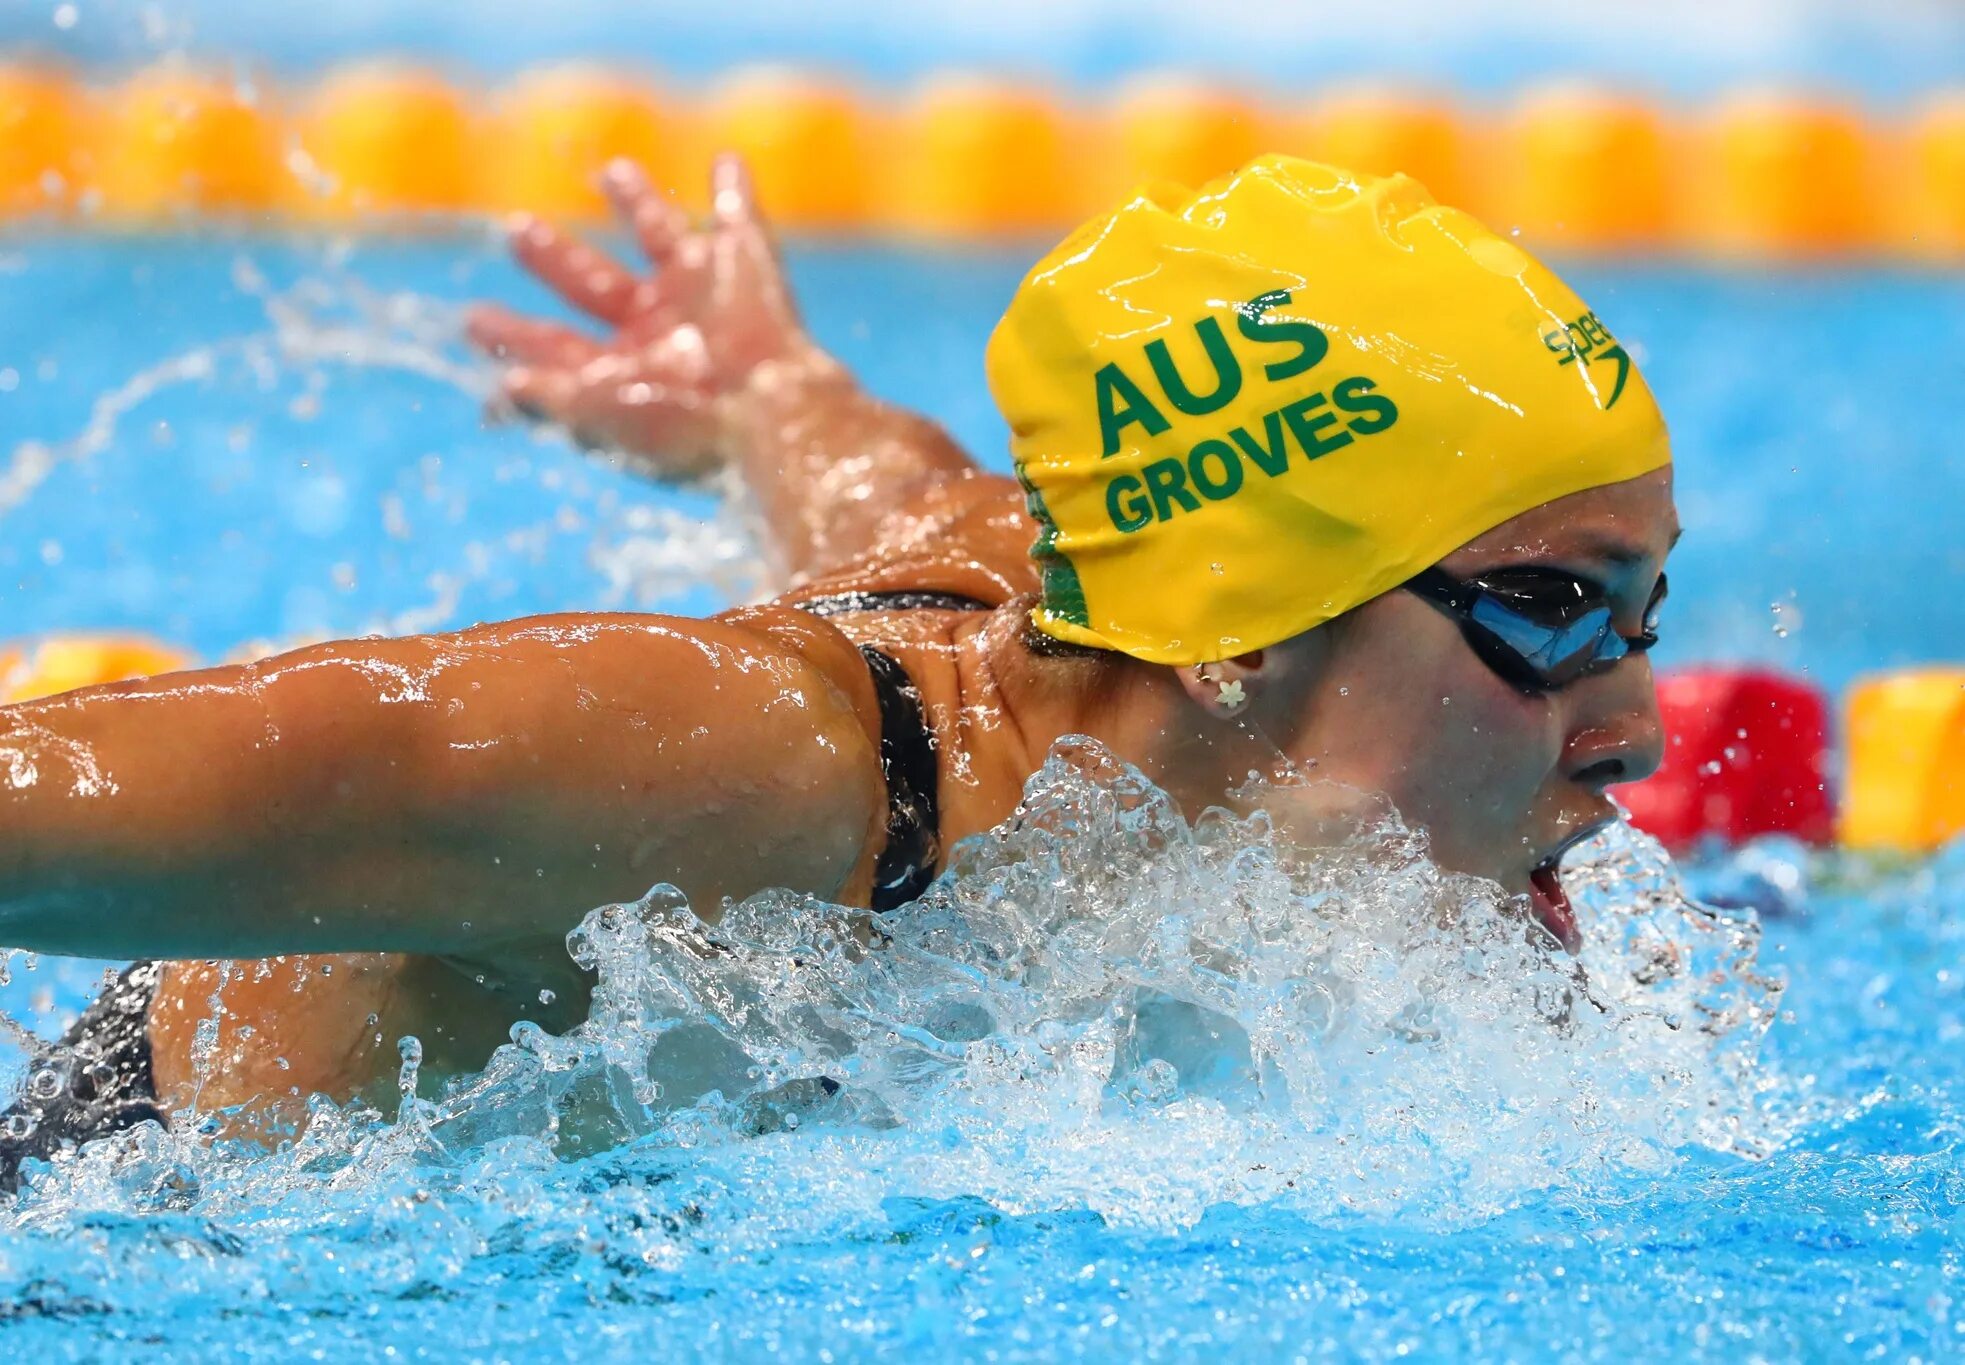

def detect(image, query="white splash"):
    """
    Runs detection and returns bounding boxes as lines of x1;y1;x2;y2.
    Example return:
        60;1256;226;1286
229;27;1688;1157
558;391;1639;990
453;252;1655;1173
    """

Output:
4;738;1788;1237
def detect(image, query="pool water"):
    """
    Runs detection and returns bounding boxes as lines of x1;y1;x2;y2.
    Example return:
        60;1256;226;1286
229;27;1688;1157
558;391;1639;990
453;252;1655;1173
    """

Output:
0;242;1959;692
0;237;1959;1361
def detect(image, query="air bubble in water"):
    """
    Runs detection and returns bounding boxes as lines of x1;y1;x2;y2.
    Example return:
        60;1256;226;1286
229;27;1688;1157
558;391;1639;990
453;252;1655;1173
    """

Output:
27;1063;65;1101
1769;599;1802;639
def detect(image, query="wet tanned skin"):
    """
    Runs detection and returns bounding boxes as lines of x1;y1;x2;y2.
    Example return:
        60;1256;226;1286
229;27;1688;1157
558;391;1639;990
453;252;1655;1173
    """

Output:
0;157;1672;1121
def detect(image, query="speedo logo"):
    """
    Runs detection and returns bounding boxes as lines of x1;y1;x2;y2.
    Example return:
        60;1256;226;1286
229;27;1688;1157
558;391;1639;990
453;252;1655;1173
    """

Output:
1091;290;1400;533
1541;309;1631;409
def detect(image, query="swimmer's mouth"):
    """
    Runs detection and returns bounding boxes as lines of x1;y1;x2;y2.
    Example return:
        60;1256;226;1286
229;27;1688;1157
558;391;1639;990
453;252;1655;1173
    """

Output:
1527;823;1607;956
1528;862;1580;955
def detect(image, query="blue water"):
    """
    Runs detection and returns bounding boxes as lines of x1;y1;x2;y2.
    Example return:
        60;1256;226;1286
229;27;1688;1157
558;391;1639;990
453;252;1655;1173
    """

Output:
1;240;1961;695
7;0;1962;100
0;237;1959;1361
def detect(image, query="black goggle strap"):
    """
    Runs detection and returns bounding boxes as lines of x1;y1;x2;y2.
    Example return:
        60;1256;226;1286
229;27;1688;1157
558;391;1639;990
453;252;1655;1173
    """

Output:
1403;566;1483;616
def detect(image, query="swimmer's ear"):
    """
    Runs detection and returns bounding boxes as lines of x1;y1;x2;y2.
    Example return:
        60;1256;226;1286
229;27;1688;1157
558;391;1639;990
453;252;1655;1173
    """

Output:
1176;650;1266;720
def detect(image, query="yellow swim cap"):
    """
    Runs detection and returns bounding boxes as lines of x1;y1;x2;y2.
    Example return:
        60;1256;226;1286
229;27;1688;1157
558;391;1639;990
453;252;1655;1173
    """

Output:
986;154;1671;665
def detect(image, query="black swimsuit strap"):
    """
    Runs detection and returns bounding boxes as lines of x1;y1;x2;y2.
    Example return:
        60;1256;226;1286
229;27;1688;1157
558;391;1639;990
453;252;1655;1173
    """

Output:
793;590;993;617
793;589;988;911
857;646;944;912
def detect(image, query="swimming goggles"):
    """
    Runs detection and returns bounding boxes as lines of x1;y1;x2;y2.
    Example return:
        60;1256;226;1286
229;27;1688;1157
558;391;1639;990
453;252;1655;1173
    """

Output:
1403;565;1665;694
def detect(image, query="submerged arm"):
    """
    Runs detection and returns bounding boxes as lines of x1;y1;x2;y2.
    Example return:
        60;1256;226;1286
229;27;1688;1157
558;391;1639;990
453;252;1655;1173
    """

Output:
468;155;1016;581
0;608;885;965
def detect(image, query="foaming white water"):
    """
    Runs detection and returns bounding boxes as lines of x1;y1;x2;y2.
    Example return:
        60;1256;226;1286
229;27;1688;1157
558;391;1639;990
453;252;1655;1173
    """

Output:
5;739;1787;1235
536;738;1787;1229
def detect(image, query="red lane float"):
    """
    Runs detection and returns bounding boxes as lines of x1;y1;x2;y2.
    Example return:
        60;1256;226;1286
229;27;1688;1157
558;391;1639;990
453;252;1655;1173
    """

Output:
1621;667;1834;849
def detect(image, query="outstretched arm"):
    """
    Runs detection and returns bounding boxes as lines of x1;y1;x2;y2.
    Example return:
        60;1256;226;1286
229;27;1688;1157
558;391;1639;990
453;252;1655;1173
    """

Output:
0;607;885;968
468;156;1010;580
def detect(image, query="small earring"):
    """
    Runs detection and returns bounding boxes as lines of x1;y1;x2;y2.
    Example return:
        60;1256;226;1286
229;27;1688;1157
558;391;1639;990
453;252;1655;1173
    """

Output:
1196;665;1248;714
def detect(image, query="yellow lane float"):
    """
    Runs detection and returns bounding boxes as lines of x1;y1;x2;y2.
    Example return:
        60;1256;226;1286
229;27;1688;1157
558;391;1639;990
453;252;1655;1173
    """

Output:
0;64;82;215
888;76;1081;236
0;67;1957;255
1098;76;1267;202
1695;93;1875;256
1907;94;1965;258
1293;89;1472;213
298;65;476;219
1840;670;1965;854
93;65;287;220
0;636;191;704
701;68;875;232
486;65;672;221
1502;86;1672;251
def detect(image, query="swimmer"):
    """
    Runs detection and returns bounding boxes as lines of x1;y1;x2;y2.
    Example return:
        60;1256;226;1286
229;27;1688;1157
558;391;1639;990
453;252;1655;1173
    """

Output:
0;154;1673;1180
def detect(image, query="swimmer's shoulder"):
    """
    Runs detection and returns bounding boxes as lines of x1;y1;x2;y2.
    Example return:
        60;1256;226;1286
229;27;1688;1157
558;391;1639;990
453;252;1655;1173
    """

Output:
782;469;1040;612
717;467;1039;775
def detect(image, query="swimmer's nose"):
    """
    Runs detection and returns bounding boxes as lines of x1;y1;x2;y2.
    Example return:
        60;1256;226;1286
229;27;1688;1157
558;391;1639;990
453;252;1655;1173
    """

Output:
1562;660;1666;792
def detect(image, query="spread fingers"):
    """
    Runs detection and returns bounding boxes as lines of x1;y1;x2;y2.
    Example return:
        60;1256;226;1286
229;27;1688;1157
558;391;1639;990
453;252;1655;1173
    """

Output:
465;305;603;367
507;214;642;325
602;158;690;266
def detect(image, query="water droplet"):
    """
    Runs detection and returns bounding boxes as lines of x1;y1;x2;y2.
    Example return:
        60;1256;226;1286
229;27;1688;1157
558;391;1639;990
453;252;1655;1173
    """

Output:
537;988;557;1006
27;1063;66;1100
398;1035;424;1098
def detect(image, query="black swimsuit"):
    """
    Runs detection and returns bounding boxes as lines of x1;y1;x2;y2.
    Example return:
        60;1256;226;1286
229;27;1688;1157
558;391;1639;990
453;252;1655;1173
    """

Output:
0;590;984;1189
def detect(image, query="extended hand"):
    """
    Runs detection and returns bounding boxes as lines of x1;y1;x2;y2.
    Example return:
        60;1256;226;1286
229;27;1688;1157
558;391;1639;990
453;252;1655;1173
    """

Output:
467;154;825;479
